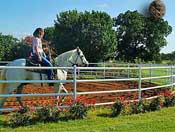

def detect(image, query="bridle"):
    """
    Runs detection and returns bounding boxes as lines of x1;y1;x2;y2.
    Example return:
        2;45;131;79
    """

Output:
68;50;86;66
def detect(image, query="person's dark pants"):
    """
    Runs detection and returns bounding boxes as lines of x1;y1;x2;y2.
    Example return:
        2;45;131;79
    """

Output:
32;53;54;80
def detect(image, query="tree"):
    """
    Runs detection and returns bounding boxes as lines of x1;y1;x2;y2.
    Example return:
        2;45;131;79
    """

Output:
23;35;34;46
143;17;172;61
54;10;117;62
43;27;55;43
161;51;175;63
0;33;34;61
10;42;32;60
0;33;19;61
113;10;172;62
114;11;146;62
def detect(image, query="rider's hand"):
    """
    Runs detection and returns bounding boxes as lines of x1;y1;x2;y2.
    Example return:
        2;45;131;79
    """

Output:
43;47;48;51
38;57;42;62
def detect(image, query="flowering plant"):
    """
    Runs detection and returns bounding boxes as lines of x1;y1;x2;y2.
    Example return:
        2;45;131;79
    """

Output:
161;90;175;107
149;97;162;111
111;96;125;117
8;106;35;128
35;105;60;122
69;96;96;119
111;101;124;117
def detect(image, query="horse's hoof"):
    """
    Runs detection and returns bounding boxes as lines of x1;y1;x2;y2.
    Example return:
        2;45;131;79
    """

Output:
49;83;54;86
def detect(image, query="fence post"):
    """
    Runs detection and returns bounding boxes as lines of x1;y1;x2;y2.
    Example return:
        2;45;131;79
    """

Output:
170;65;173;91
150;63;152;83
103;62;106;79
166;68;169;85
73;65;77;100
138;64;142;101
77;67;80;78
127;63;130;78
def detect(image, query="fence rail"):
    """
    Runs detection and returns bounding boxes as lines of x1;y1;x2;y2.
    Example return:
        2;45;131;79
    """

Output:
0;63;174;111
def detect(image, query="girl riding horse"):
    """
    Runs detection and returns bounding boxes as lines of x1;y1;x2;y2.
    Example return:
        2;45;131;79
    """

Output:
31;28;54;80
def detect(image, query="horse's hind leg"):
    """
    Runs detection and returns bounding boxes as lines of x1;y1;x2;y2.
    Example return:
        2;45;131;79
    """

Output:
0;83;20;108
16;84;25;107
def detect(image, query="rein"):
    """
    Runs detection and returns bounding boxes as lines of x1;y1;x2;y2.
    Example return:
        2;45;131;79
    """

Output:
68;50;85;66
68;54;79;66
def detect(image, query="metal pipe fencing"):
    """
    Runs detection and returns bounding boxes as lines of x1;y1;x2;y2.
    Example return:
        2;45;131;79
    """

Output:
0;64;174;111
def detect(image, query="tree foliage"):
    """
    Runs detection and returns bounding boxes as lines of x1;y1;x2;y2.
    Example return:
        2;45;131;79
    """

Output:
23;35;33;46
0;33;32;61
54;10;117;62
0;10;172;63
10;42;32;60
143;17;172;61
43;27;55;44
114;10;172;62
161;51;175;63
0;33;19;61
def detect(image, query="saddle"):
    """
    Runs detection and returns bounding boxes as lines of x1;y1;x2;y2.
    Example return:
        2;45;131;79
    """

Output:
25;58;55;86
26;58;40;67
25;58;47;74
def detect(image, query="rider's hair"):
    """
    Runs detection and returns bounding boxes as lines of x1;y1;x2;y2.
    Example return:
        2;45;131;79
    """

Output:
33;28;44;38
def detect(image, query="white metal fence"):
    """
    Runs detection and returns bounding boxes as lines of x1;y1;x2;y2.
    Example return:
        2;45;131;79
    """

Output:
0;63;174;111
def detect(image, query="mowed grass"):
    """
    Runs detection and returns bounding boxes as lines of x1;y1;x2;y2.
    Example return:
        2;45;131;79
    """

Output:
0;107;175;132
141;68;171;85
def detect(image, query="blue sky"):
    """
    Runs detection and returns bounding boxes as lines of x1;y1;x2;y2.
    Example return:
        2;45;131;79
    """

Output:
0;0;174;53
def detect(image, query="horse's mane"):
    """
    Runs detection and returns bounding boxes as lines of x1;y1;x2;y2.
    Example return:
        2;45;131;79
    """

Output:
57;49;75;58
54;49;76;67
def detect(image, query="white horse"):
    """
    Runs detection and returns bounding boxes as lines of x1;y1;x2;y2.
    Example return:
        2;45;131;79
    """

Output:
0;47;88;108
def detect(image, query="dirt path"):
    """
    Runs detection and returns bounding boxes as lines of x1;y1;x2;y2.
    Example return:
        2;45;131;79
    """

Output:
3;81;164;108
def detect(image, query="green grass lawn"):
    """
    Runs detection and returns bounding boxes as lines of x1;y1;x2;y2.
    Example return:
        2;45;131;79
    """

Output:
77;67;171;85
141;68;171;86
1;107;175;132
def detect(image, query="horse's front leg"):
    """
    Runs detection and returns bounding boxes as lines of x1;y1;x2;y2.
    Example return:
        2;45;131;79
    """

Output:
16;84;25;107
54;83;60;99
54;83;67;105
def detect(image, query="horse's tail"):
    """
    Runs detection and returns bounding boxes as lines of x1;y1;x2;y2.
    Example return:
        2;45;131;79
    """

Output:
0;69;7;95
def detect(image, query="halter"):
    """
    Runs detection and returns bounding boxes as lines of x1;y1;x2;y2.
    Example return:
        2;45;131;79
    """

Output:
68;50;86;66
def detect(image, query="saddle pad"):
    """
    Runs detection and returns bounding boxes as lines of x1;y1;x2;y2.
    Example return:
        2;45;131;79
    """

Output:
25;59;47;74
26;58;40;67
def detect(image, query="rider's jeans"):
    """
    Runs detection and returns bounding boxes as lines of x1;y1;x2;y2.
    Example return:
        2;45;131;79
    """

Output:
32;53;54;80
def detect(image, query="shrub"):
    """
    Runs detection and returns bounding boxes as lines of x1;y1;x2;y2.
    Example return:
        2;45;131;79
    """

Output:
69;101;88;119
68;96;96;119
142;100;151;112
9;113;33;128
8;105;61;127
35;105;60;122
8;106;35;128
111;101;124;117
17;105;30;114
130;101;144;114
164;95;175;107
149;97;162;111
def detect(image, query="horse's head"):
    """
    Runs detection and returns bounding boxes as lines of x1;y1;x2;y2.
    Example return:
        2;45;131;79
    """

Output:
68;47;89;66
